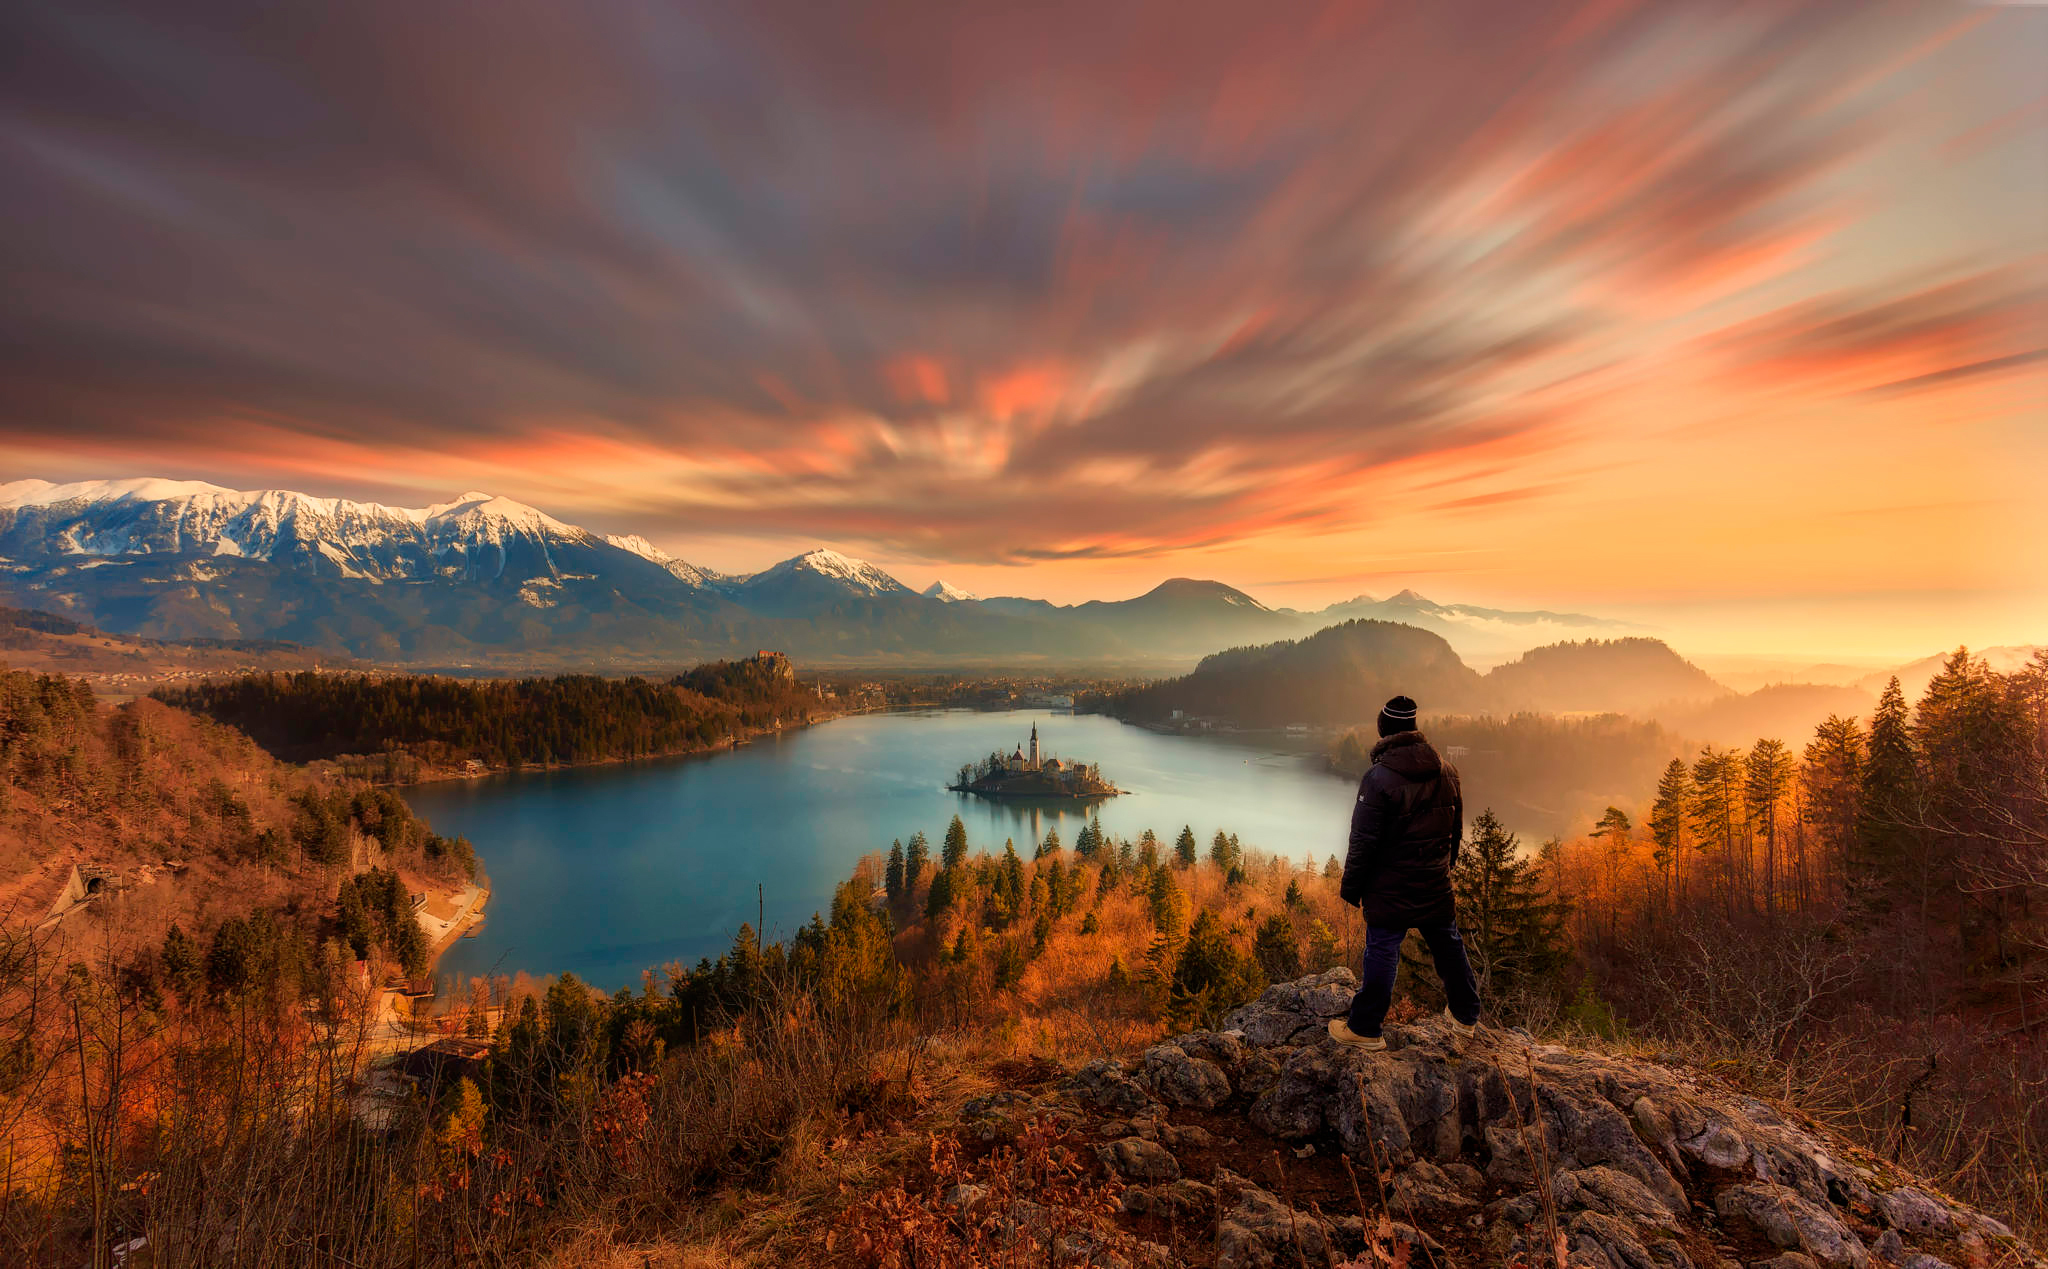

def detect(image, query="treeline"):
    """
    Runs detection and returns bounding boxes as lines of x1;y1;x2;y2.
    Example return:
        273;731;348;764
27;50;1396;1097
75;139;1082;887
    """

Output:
1533;648;2047;1231
154;655;817;773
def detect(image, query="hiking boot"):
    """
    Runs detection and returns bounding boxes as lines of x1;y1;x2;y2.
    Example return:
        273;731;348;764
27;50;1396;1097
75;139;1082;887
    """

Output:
1328;1018;1387;1051
1442;1008;1477;1041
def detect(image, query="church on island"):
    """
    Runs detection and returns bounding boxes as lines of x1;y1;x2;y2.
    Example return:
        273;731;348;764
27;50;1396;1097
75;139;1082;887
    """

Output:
949;723;1119;801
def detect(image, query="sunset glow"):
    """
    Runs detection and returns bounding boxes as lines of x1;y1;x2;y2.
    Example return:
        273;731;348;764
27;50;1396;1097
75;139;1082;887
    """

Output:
2;0;2041;656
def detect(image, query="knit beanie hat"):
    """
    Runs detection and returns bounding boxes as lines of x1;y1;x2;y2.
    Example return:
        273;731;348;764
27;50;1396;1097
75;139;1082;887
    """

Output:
1377;695;1419;737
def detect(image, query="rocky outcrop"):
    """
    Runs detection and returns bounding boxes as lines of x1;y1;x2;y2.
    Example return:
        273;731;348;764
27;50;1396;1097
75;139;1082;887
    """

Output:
1024;971;2040;1269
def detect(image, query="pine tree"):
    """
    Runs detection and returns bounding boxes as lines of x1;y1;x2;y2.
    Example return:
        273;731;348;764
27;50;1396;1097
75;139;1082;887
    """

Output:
1000;840;1026;921
1744;739;1794;914
1453;809;1569;999
1853;677;1919;910
1802;714;1864;897
943;816;969;869
1689;746;1744;916
1035;827;1060;859
1648;759;1689;911
905;831;930;886
1252;914;1302;981
1147;868;1188;942
925;867;955;919
1174;826;1198;868
885;839;906;902
1207;829;1241;874
1593;806;1632;935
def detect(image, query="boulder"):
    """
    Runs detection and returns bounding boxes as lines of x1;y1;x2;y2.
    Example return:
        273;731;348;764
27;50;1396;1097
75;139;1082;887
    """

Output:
1215;1183;1338;1269
1120;1178;1215;1220
1066;1059;1159;1116
1565;1208;1669;1269
1714;1183;1869;1269
1389;1161;1482;1221
1221;967;1358;1046
1553;1165;1684;1228
1142;1043;1232;1109
1874;1187;1951;1235
1097;1136;1181;1183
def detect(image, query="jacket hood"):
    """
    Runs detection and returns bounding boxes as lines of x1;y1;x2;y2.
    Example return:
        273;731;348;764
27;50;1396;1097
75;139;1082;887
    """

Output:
1371;730;1443;780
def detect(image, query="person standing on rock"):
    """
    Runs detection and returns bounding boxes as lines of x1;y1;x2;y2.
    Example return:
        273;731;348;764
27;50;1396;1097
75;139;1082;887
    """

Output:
1328;695;1482;1052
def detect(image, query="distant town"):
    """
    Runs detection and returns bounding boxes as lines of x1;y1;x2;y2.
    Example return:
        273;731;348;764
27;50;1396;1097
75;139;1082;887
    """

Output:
948;723;1120;800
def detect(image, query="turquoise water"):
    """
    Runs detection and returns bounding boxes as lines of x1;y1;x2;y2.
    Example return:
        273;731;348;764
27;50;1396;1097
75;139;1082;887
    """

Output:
405;709;1357;993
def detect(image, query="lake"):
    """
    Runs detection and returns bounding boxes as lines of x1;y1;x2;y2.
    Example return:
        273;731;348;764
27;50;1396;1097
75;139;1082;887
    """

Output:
405;709;1358;993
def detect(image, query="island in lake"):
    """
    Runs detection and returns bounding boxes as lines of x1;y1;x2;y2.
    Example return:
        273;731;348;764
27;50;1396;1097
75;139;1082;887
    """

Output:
949;723;1121;800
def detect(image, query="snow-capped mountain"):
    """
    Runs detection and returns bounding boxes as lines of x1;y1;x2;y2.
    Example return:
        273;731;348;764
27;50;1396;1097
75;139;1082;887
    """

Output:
922;580;978;603
723;548;916;618
0;477;636;586
741;548;911;596
604;533;720;588
0;476;1627;666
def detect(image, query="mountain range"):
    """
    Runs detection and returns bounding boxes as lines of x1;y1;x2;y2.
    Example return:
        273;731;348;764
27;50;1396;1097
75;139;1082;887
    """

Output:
0;478;1631;667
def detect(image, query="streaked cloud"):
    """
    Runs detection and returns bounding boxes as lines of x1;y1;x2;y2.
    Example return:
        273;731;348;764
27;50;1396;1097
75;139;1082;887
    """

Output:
0;0;2040;633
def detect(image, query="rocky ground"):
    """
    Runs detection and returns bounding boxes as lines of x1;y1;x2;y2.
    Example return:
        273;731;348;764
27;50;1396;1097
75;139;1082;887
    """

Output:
916;969;2038;1269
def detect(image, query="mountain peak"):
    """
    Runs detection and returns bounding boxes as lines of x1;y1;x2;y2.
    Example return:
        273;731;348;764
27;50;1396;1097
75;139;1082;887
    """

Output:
0;476;239;509
1140;578;1269;609
1386;588;1435;605
923;579;978;603
751;547;910;595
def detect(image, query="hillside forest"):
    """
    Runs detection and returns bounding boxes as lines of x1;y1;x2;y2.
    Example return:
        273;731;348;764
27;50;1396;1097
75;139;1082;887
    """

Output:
1;647;2041;1266
153;653;822;780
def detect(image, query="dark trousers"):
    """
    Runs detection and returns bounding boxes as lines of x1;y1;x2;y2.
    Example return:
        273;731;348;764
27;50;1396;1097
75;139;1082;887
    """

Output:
1347;923;1482;1037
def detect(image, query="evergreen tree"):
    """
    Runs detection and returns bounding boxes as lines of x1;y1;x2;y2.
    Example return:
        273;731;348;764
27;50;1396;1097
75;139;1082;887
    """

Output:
905;831;930;886
1174;825;1198;868
1165;908;1265;1028
1000;840;1027;921
1689;746;1744;915
1854;677;1919;910
942;816;969;869
1147;869;1188;942
1744;739;1794;912
1648;759;1690;910
1802;715;1864;894
1252;914;1302;981
1037;826;1061;859
1593;806;1632;924
1453;809;1569;999
1208;829;1241;874
884;839;906;902
925;867;955;919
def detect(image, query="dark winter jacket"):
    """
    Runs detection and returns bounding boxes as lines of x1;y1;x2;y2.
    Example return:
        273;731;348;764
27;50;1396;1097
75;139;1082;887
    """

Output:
1340;731;1464;927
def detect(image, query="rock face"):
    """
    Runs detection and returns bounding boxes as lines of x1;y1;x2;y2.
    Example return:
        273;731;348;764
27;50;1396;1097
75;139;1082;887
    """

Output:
1036;972;2040;1269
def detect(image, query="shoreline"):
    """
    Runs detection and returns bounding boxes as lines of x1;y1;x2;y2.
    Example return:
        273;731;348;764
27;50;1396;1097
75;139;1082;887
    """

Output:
374;709;859;788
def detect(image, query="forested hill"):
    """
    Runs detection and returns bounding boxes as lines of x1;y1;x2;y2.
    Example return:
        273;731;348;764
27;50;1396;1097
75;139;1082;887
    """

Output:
1091;619;1486;726
1483;635;1726;714
154;653;822;775
0;663;471;976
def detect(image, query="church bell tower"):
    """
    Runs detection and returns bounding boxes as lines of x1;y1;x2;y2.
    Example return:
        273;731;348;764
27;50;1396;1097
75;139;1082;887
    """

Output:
1029;723;1040;770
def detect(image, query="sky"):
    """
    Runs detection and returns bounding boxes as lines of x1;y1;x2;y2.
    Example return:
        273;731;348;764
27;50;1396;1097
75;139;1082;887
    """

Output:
1;0;2043;658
